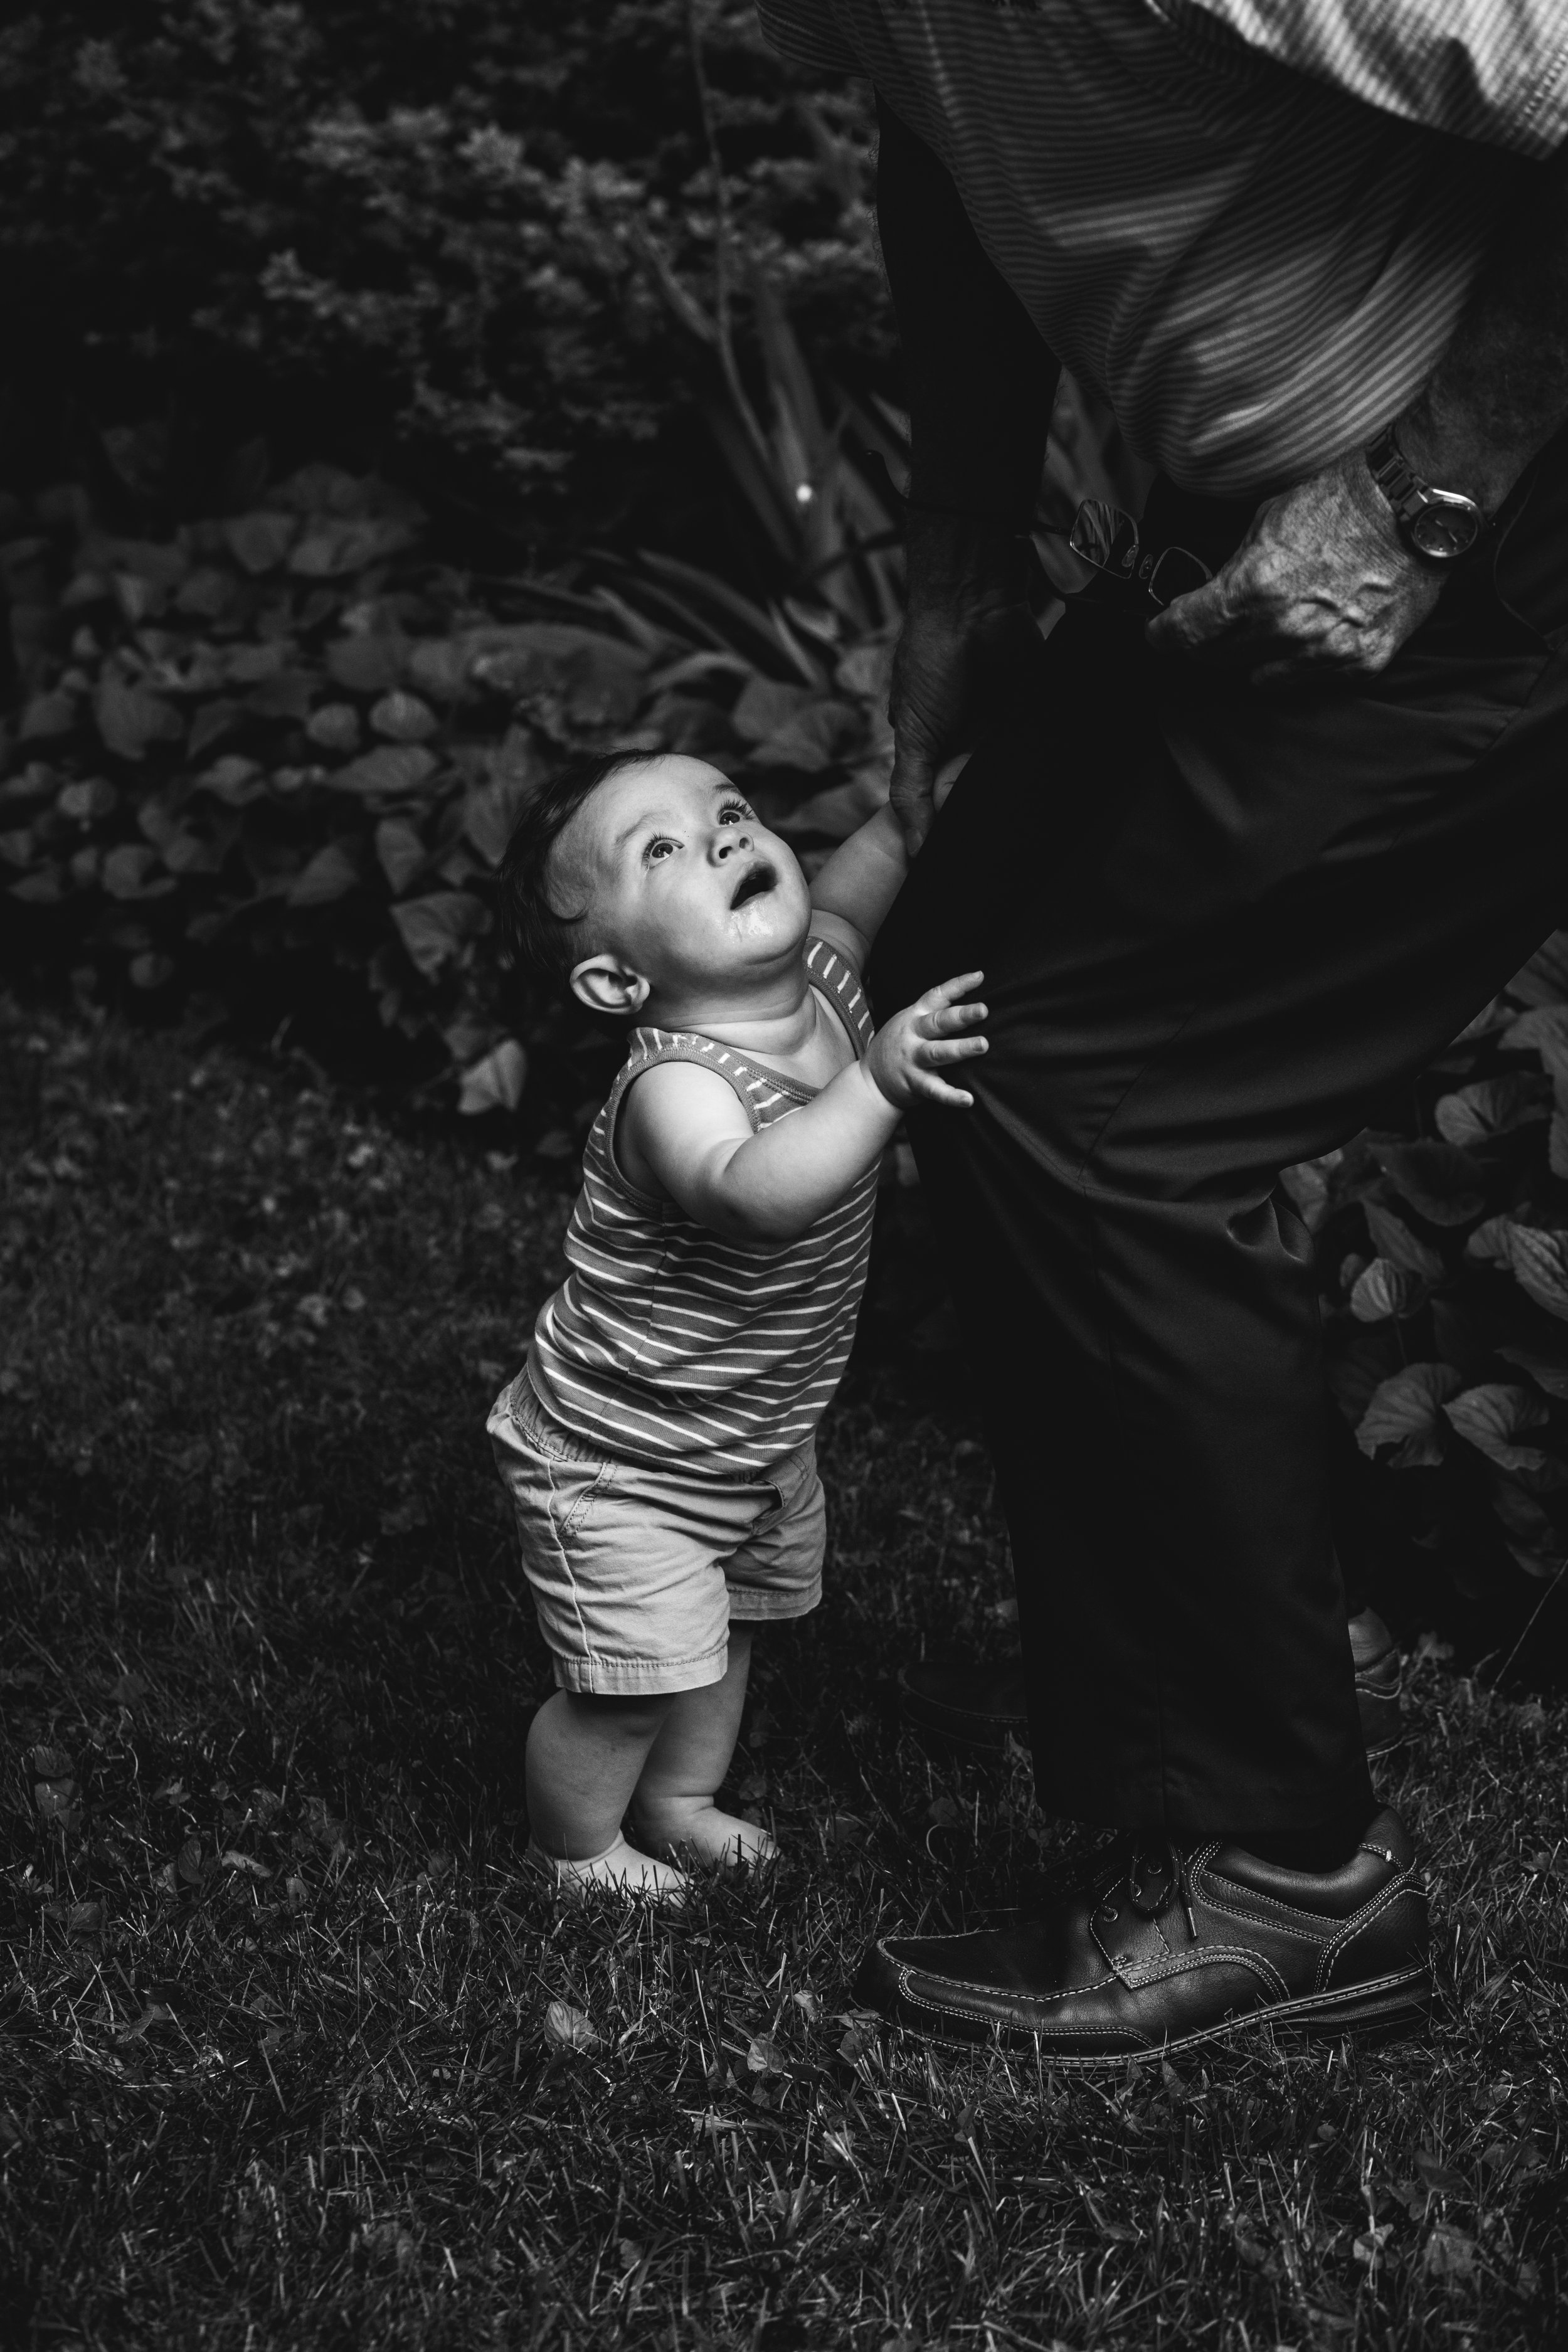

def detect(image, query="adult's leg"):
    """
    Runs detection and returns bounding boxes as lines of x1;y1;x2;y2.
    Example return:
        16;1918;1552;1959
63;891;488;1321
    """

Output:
871;450;1568;1838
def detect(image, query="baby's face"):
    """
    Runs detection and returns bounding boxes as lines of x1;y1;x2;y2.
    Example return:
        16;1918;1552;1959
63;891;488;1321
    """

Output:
560;756;811;1007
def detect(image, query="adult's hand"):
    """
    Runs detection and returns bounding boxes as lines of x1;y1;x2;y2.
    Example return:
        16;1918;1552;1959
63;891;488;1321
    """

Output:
887;510;1039;854
1147;452;1444;689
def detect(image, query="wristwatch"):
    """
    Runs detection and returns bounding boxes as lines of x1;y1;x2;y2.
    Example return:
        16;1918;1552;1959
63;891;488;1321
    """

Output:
1364;422;1483;561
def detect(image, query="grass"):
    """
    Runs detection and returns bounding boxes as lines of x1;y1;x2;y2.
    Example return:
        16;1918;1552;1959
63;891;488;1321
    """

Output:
1;1001;1565;2351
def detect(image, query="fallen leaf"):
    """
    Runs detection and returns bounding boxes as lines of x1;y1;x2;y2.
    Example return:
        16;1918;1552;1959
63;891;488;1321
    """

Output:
543;1999;602;2053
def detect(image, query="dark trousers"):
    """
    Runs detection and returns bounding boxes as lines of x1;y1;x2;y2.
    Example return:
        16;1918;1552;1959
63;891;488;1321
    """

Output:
871;436;1568;1837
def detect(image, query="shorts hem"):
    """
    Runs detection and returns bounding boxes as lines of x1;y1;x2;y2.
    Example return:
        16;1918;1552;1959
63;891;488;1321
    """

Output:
552;1646;730;1697
725;1579;822;1623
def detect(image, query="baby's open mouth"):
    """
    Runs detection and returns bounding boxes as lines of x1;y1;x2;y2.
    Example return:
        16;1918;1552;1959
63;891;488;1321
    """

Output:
731;863;776;909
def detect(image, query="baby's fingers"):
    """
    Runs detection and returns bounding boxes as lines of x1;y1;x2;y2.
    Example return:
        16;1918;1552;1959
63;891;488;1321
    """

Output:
919;970;985;1014
922;997;988;1036
916;1034;988;1064
909;1069;976;1109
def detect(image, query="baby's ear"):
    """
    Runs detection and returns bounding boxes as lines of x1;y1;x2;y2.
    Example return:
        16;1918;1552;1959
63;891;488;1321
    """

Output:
569;953;651;1018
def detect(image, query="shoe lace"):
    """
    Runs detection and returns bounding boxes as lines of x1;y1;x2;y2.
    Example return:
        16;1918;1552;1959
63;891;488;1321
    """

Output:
1097;1838;1199;1943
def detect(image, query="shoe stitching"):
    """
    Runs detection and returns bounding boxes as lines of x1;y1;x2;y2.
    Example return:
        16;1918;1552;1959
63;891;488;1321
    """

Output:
896;1941;1290;2015
887;1963;1431;2053
888;1956;1116;2003
1192;1870;1350;1939
1315;1878;1421;1992
894;1985;1158;2046
1111;1944;1291;2002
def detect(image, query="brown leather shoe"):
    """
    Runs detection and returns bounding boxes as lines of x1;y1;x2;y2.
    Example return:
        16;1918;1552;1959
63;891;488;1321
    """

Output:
854;1805;1429;2066
899;1607;1405;1759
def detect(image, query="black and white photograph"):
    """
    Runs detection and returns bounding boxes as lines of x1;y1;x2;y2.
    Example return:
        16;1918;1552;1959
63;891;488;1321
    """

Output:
3;4;1566;2345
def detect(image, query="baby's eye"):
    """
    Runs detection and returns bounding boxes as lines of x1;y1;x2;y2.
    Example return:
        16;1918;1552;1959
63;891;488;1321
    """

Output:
646;837;676;862
718;801;751;825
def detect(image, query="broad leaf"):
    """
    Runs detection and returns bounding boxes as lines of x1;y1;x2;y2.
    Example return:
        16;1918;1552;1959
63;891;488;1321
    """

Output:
1496;1342;1568;1401
192;755;266;807
1491;1476;1568;1578
370;691;438;743
95;674;184;760
1506;929;1568;1009
101;844;174;901
289;517;415;576
1434;1074;1549;1146
188;700;241;758
751;697;859;773
328;746;438;798
374;818;426;894
1364;1201;1444;1280
1505;1224;1568;1320
731;676;817;743
458;1039;527;1115
244;670;317;721
463;776;527;867
406;637;472;700
1443;1383;1550;1472
1278;1151;1343;1234
306;702;361;753
20;691;77;739
1350;1258;1426;1322
1502;1002;1568;1081
543;1999;602;2053
1465;1214;1515;1263
223;511;297;575
326;635;408;694
1370;1138;1487;1226
288;842;361;908
1356;1364;1462;1468
391;891;489;977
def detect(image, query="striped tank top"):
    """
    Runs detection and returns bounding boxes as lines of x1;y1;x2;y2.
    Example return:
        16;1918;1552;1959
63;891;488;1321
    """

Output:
526;933;878;1476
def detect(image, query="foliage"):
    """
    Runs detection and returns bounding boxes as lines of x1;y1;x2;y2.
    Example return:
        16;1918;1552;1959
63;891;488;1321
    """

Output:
1310;940;1568;1614
0;457;901;1140
2;1010;1565;2348
0;1;887;557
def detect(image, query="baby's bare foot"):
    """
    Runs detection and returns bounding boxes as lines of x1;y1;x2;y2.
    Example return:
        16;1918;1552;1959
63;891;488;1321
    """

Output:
632;1804;777;1867
527;1833;688;1905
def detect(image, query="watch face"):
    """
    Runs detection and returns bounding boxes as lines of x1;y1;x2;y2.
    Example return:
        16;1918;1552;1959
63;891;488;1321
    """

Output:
1410;498;1481;561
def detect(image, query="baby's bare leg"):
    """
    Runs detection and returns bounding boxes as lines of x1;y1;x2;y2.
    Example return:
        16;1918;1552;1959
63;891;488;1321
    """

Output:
526;1690;687;1897
630;1628;776;1865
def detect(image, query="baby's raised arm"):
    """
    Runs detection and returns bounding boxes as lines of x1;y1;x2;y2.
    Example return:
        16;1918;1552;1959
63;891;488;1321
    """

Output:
619;972;987;1241
808;762;964;967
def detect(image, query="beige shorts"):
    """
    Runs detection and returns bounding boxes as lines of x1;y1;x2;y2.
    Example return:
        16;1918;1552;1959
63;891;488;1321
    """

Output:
486;1376;824;1695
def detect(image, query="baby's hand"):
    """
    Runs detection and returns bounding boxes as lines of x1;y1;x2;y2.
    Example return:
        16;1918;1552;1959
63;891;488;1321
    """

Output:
866;971;988;1110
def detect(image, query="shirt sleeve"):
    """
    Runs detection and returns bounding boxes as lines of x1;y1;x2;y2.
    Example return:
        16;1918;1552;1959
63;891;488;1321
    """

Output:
1165;2;1568;156
754;1;863;77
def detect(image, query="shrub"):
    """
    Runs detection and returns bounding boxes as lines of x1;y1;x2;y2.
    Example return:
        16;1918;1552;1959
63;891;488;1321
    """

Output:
0;2;888;557
0;457;901;1142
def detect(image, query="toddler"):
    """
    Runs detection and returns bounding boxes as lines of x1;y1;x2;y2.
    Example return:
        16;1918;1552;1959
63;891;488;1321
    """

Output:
489;749;985;1900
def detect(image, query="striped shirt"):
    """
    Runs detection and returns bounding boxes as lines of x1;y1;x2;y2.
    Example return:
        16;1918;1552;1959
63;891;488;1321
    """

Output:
759;1;1568;497
526;935;878;1476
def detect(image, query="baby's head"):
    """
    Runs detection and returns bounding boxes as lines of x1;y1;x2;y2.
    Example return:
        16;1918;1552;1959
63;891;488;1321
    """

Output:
499;750;812;1020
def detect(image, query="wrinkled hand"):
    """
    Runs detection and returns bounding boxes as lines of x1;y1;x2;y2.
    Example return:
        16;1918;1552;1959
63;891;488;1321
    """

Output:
1147;453;1445;688
867;972;988;1110
887;514;1038;854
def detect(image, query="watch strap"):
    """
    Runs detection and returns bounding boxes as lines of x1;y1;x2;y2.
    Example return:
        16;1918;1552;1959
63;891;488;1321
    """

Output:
1365;423;1482;562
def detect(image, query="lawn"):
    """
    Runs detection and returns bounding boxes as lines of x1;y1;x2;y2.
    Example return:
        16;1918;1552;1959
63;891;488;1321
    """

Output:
1;1003;1565;2350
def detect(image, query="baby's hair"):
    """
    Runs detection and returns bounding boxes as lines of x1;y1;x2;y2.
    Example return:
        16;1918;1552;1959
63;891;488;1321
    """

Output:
497;748;653;982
